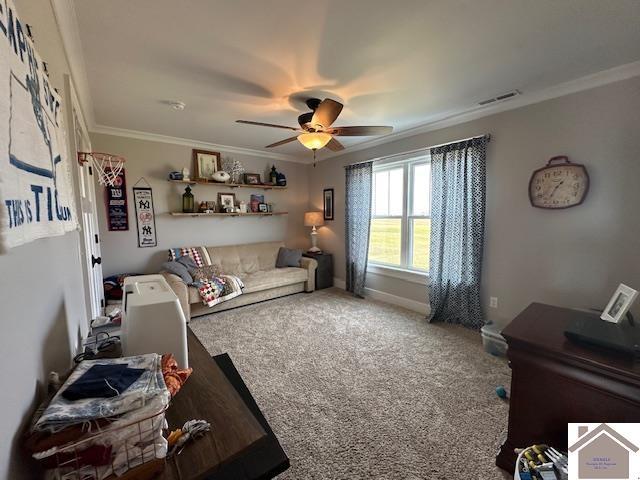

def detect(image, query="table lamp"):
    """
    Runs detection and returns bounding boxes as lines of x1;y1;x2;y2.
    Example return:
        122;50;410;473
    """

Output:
304;211;324;253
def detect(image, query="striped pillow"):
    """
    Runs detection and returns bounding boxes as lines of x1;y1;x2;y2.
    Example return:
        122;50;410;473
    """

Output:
167;247;211;267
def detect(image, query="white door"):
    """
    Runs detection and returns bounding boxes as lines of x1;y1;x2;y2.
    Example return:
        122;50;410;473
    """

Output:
75;126;104;319
64;75;105;320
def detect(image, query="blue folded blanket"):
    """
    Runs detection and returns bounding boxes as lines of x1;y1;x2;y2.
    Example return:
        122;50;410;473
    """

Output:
62;364;145;401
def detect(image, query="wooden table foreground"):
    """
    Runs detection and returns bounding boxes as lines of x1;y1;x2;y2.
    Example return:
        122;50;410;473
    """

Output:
158;329;270;479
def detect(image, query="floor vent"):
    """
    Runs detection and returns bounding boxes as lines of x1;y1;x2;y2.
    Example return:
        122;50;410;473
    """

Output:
478;90;521;106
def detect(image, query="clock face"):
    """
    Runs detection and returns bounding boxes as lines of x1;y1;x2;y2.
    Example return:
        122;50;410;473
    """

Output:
529;163;589;209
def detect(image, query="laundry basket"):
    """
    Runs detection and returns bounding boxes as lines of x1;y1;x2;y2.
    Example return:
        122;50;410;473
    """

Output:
514;449;526;480
36;406;168;480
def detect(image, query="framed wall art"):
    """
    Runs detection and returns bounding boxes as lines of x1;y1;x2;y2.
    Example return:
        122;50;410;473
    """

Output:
244;173;261;185
193;149;221;180
323;188;334;221
217;192;236;211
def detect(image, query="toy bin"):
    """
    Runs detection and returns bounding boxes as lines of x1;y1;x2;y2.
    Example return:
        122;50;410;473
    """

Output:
481;323;507;357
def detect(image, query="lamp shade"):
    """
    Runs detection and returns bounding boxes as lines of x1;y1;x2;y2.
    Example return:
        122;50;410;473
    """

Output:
304;211;325;227
298;132;332;150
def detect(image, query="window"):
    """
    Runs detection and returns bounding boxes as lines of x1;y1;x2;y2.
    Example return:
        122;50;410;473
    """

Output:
369;156;431;272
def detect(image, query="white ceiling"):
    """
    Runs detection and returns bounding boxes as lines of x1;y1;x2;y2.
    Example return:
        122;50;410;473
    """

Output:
72;0;640;159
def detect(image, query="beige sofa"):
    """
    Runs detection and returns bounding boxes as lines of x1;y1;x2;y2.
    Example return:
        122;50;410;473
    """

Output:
162;241;317;319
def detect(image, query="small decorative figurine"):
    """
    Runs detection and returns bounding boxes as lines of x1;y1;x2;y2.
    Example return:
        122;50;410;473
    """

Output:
221;156;245;184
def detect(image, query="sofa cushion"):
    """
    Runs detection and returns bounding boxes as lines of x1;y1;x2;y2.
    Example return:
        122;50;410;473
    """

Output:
188;267;307;303
206;241;283;276
276;247;302;268
188;286;202;304
242;267;308;294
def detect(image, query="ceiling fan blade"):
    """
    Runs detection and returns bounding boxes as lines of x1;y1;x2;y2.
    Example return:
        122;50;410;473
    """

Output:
236;120;300;131
310;99;343;128
329;126;393;136
265;136;298;148
325;137;345;152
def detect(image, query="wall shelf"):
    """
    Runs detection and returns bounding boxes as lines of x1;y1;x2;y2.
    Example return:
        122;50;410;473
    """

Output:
168;179;286;190
169;212;288;218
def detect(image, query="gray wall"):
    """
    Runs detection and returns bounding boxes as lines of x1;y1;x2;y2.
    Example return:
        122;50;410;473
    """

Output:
0;1;89;478
90;133;311;276
309;77;640;327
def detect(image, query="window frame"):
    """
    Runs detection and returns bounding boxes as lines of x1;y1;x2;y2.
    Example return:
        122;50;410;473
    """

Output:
368;155;431;275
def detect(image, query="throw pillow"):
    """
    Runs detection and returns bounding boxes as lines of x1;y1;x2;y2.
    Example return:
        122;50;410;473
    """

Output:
176;255;197;274
276;247;302;268
191;264;223;283
162;261;193;284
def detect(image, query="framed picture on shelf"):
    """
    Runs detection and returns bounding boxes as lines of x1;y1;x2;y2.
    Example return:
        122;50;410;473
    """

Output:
244;173;261;185
600;283;638;323
323;188;334;221
193;149;221;180
258;203;268;213
198;201;217;213
217;192;236;211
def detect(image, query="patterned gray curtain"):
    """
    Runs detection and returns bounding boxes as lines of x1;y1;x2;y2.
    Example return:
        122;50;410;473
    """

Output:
345;161;373;297
428;137;488;329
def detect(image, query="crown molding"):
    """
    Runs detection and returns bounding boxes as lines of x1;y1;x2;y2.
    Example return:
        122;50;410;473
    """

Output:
91;124;309;163
50;0;96;129
318;59;640;162
53;0;640;166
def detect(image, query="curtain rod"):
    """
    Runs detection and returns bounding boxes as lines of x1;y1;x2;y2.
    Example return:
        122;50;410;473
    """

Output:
343;134;491;168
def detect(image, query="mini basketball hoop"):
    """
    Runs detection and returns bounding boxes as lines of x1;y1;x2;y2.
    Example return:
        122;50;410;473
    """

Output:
78;152;126;187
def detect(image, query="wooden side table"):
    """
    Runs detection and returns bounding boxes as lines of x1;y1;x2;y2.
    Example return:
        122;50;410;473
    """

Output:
303;252;333;290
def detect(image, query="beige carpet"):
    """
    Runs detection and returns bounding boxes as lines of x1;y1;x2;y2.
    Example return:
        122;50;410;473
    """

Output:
190;288;512;479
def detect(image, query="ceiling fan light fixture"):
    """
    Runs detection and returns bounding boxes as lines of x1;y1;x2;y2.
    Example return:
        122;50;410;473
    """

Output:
297;132;331;150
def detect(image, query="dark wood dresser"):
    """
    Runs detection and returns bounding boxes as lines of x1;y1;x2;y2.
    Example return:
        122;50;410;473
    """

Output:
496;303;640;473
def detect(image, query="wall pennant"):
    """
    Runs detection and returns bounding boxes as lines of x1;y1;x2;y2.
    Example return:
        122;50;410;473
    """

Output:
133;179;157;248
105;167;128;231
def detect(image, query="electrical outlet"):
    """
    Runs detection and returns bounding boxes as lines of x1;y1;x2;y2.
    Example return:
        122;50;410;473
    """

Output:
489;297;498;308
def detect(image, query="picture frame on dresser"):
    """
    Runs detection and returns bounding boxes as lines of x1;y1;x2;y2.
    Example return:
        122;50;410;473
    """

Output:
323;188;334;221
600;283;638;323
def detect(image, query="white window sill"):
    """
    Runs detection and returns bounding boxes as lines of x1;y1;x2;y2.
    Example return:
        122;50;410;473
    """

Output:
367;263;429;285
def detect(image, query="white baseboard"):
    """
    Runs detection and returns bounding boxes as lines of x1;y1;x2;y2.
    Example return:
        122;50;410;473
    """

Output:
331;277;430;315
333;277;346;290
364;287;430;315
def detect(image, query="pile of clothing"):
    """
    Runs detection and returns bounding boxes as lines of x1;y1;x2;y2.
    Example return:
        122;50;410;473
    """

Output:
163;247;245;307
26;353;171;480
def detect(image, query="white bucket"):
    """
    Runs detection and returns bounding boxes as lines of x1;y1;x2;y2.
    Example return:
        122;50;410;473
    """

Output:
481;323;507;357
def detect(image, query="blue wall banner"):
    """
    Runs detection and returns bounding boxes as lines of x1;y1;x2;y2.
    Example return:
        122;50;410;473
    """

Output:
105;168;128;231
0;0;78;252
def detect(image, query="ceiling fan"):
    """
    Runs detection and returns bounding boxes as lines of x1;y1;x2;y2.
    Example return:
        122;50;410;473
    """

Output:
236;97;393;157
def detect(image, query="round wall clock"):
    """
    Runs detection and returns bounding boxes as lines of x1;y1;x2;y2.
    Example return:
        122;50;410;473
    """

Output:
528;156;589;209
